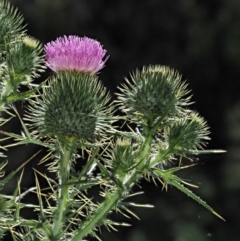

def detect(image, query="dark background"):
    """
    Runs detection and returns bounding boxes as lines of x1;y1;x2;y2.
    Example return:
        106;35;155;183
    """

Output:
3;0;240;240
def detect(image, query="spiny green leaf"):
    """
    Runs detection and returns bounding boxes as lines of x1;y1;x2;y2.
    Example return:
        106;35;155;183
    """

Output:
170;178;225;221
0;77;48;106
154;169;225;221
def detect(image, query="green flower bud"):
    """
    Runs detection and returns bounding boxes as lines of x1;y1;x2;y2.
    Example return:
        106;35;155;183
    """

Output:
107;138;136;187
113;138;135;170
0;0;25;52
6;36;45;84
27;72;113;143
164;112;210;154
117;65;191;124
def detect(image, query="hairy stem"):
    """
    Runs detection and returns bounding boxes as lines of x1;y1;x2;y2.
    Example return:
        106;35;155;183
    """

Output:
72;190;121;241
72;133;153;241
0;82;13;110
52;137;75;239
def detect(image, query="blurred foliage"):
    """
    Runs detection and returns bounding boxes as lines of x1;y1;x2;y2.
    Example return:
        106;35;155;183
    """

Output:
2;0;240;240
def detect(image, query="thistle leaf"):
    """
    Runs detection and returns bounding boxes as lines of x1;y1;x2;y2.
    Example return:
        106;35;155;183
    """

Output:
170;178;225;221
154;169;225;221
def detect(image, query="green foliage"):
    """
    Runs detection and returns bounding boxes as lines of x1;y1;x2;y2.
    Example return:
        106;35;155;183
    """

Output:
0;0;45;108
0;0;226;241
153;167;225;221
0;0;25;52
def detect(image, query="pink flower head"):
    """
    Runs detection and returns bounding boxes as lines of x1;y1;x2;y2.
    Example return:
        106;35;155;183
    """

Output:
45;35;108;74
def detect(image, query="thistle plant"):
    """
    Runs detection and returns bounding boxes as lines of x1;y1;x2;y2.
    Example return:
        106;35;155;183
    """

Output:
0;0;225;240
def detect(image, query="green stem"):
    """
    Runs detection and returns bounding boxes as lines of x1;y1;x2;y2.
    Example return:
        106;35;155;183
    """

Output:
136;133;153;170
72;133;154;241
1;82;13;99
72;191;121;241
0;82;14;111
150;148;172;167
0;219;40;227
52;137;75;239
150;118;195;167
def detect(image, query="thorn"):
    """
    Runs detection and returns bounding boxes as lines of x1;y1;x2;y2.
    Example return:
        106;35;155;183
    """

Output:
179;163;198;170
14;150;42;174
211;150;227;153
212;210;226;222
180;180;199;188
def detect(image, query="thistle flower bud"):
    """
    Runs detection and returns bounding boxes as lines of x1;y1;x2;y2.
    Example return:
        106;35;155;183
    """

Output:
164;112;210;154
112;139;135;170
6;36;45;83
117;65;191;125
0;0;25;52
27;72;113;143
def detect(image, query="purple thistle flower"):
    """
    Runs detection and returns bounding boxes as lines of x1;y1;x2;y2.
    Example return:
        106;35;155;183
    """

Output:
45;35;108;74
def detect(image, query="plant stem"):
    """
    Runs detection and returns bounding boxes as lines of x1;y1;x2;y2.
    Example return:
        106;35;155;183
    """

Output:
72;190;121;241
52;137;75;239
0;82;13;111
0;219;40;227
1;82;13;99
72;133;153;241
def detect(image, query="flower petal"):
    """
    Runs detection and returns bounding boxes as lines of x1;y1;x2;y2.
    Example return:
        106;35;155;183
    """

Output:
45;35;108;74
